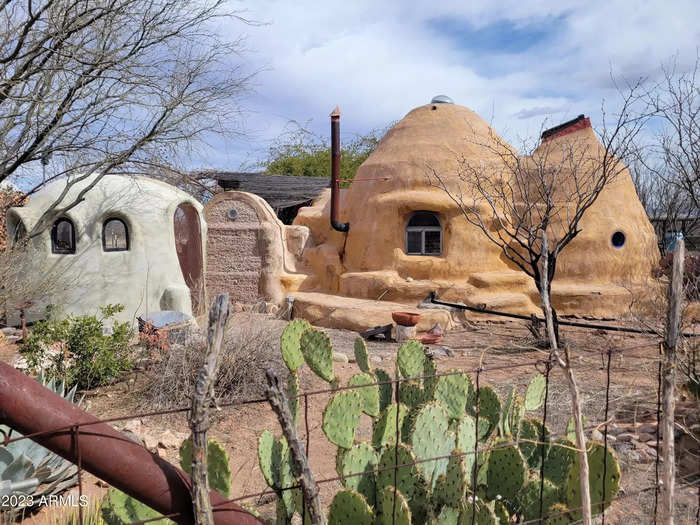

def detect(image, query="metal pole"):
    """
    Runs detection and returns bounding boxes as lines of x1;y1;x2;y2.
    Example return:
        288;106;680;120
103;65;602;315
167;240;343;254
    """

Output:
0;362;260;525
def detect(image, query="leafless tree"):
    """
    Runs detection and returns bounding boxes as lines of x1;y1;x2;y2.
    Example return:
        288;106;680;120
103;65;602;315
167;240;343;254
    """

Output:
428;87;647;525
640;56;700;212
0;0;254;237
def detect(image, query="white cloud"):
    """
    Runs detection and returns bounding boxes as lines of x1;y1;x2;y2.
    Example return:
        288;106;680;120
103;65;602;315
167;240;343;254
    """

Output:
196;0;700;169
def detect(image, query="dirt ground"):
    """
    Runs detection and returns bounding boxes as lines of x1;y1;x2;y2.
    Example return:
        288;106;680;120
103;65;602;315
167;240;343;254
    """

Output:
3;313;699;524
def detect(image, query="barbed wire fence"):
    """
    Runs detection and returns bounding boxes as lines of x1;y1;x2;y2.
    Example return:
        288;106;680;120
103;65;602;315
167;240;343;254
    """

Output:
1;321;698;525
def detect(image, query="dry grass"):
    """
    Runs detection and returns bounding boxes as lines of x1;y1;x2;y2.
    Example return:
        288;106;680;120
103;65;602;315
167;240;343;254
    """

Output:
137;313;288;411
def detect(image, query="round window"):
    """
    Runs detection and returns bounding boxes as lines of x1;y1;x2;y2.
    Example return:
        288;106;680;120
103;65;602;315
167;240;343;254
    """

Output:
611;231;626;248
227;208;238;220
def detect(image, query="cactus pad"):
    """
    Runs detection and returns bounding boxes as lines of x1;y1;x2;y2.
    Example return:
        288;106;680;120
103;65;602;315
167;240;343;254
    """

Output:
565;441;620;520
397;339;425;378
328;489;374;525
542;438;576;486
435;506;460;525
410;402;451;487
372;403;410;448
354;337;371;373
280;319;310;371
179;438;231;497
348;372;380;417
287;371;300;425
102;488;165;525
527;420;551;470
398;380;425;409
376;444;420;499
517;419;538;463
376;486;412;525
423;356;438;398
340;442;378;506
509;394;524;439
473;386;501;441
456;414;478;482
485;438;527;504
461;500;498;525
257;430;287;489
525;373;547;411
519;476;560;522
375;368;393;412
300;328;334;382
500;387;515;436
435;372;472;420
435;448;468;508
544;503;572;524
323;390;363;448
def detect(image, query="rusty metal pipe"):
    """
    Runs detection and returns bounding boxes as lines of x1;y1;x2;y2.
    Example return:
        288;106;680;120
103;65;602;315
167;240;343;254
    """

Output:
0;363;260;525
329;106;349;232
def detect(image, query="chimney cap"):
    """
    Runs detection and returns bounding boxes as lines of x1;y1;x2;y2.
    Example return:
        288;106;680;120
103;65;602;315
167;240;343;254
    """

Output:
329;106;342;117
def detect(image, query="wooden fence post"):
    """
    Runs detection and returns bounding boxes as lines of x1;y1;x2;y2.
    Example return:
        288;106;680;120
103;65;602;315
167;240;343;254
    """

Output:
190;294;230;525
662;239;684;524
265;368;326;525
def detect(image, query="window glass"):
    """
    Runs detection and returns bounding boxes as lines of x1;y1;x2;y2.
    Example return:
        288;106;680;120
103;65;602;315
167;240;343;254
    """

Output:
405;211;442;255
51;218;75;254
424;230;442;254
406;231;422;254
103;218;129;251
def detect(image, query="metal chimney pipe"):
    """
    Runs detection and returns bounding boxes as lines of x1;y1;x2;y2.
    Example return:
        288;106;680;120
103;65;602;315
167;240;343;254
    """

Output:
330;106;349;232
0;362;260;525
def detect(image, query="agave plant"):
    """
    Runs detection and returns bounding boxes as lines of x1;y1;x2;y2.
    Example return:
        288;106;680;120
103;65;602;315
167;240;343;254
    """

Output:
0;374;82;519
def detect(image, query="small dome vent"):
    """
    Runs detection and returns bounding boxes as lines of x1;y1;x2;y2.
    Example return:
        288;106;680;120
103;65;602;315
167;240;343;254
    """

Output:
430;95;454;104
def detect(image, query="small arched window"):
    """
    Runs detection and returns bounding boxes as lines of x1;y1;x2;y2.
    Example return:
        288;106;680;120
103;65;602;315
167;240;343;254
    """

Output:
406;211;442;255
51;218;76;254
103;218;129;252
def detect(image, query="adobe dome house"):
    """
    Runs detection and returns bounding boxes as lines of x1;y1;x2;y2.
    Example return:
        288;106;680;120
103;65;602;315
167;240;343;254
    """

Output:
5;175;206;324
283;98;660;330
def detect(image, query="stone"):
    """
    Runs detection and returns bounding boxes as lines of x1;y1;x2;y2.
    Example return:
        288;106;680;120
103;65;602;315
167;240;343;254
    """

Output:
265;303;279;314
395;324;416;343
638;423;657;434
427;323;444;335
371;355;383;363
616;433;635;442
142;433;159;452
333;352;349;364
233;302;244;313
123;419;143;435
96;479;109;488
158;430;184;450
637;432;656;443
591;429;604;441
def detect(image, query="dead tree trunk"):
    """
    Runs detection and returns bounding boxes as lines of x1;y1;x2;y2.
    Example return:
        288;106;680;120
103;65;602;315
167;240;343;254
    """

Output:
661;239;684;524
542;233;592;524
190;294;230;525
265;368;326;525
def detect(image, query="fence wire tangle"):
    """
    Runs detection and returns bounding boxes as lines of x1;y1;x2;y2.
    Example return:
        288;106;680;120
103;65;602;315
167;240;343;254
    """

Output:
1;327;696;524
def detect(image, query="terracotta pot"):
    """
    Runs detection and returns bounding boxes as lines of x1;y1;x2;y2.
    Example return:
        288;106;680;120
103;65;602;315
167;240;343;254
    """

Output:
418;333;442;345
392;311;421;326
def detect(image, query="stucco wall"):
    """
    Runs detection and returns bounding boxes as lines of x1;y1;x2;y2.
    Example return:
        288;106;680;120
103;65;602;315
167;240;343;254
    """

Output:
5;175;206;325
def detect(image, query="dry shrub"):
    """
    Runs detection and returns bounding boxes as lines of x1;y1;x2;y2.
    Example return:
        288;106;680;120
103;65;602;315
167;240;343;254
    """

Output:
138;314;288;410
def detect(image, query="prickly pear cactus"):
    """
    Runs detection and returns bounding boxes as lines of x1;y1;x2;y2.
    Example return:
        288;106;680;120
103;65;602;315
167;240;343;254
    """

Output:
543;438;577;486
456;414;478;481
434;372;472;420
397;339;425;378
519;476;560;522
375;368;393;412
339;442;378;506
410;402;451;487
423;356;438;399
398;380;426;409
485;438;526;506
472;385;501;440
280;318;311;371
500;387;515;436
179;438;231;497
348;372;380;417
354;337;371;373
525;373;547;411
435;506;460;525
257;431;289;489
328;489;375;525
376;444;420;499
545;503;572;524
434;448;469;508
287;371;300;424
102;488;169;525
300;327;335;382
376;486;412;525
565;441;620;521
323;390;363;448
372;403;410;448
461;499;498;524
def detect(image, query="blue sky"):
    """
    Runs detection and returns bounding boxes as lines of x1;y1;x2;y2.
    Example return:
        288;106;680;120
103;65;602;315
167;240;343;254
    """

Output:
192;0;700;170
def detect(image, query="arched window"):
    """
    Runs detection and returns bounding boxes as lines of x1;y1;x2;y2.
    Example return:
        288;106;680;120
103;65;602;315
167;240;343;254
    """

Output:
406;211;442;255
103;218;129;251
51;218;76;254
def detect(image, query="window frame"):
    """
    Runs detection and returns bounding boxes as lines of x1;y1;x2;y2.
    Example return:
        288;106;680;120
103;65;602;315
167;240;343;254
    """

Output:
405;211;443;256
102;217;130;252
51;217;76;255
